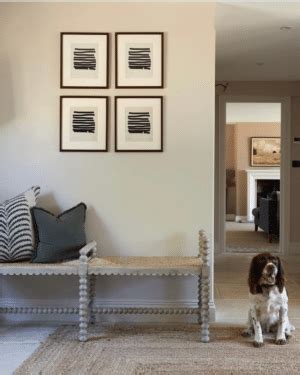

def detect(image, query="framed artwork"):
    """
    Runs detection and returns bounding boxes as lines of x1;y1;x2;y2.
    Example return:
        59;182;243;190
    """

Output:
115;32;164;88
115;96;163;152
60;33;109;88
251;137;281;167
60;96;108;152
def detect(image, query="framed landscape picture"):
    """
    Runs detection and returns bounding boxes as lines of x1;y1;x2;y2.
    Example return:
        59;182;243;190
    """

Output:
251;137;281;167
60;33;109;88
115;96;163;152
115;32;164;88
60;96;108;152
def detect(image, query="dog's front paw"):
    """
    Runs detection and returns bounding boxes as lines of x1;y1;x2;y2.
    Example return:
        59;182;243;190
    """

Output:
276;339;287;345
253;341;264;348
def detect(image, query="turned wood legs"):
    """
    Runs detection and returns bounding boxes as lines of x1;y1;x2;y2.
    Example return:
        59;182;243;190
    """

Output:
79;272;89;342
198;275;202;325
201;267;210;343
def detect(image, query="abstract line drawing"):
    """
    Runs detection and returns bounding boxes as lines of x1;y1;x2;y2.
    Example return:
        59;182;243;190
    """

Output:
61;33;109;88
127;112;151;134
72;111;95;133
128;48;151;70
115;96;162;151
73;48;96;70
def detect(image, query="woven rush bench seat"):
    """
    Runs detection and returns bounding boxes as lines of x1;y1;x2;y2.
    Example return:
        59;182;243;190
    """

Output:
87;256;203;276
79;231;210;343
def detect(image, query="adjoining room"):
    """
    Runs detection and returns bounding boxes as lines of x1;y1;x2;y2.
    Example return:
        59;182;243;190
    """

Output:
225;102;281;253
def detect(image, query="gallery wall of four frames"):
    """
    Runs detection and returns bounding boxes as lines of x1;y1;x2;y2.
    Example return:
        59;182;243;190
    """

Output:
60;32;164;152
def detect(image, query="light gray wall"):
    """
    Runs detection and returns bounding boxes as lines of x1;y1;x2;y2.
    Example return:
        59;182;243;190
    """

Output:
0;3;215;318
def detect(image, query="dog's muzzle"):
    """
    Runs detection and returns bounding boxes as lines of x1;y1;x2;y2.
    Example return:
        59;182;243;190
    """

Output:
263;263;278;284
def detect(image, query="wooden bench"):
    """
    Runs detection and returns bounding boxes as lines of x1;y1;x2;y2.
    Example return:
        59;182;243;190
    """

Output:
0;241;97;331
79;231;210;343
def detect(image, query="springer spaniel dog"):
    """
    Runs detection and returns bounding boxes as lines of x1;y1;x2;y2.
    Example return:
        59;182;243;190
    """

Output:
242;253;295;347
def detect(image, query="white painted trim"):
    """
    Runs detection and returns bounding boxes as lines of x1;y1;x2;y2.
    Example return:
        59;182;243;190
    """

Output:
246;169;280;222
226;214;236;221
226;102;281;123
235;216;247;223
216;96;291;255
217;96;227;255
280;97;291;255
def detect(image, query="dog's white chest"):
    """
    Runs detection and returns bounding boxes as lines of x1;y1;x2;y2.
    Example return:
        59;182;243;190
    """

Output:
251;287;287;326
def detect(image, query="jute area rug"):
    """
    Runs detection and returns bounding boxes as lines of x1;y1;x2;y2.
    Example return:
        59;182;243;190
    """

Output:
15;324;299;375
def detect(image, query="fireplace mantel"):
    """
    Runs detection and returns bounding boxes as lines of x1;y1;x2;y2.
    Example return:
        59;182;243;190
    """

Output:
246;169;280;222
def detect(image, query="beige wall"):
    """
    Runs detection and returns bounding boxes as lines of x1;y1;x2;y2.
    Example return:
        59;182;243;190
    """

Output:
226;125;235;170
226;122;280;217
0;3;215;314
217;81;300;252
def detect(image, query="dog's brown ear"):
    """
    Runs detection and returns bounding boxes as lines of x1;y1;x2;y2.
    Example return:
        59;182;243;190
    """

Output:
248;256;262;294
276;256;285;293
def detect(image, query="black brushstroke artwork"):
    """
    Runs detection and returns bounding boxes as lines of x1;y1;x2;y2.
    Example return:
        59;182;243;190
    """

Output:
127;112;151;134
128;48;151;70
72;111;95;133
73;48;96;70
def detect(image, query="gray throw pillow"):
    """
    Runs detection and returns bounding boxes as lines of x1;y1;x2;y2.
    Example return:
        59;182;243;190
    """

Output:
31;203;87;263
0;186;40;262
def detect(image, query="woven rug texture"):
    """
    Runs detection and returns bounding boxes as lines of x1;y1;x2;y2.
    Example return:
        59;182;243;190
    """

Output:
15;324;299;375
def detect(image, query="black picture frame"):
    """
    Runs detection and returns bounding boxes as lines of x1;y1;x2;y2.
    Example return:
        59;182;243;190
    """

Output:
115;32;164;88
60;32;109;89
60;96;109;152
115;96;163;152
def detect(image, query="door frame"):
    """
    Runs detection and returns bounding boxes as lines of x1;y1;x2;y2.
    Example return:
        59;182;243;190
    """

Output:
216;96;291;254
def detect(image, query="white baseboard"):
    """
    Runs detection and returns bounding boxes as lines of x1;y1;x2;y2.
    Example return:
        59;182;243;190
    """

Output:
235;216;247;223
0;298;216;324
226;214;236;221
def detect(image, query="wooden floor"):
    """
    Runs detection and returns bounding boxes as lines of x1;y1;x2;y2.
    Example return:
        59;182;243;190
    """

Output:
215;253;300;328
226;221;279;253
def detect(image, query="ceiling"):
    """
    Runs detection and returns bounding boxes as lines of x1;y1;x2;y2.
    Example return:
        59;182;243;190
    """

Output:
216;2;300;81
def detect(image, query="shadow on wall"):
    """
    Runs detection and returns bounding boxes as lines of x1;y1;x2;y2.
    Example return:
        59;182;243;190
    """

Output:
165;232;188;256
85;206;116;257
0;59;14;126
38;193;61;215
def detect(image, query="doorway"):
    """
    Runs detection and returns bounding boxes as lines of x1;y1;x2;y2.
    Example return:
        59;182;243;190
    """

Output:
216;96;291;255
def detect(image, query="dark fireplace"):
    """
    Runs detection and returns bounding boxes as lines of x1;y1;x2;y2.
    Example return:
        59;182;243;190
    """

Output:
257;179;280;206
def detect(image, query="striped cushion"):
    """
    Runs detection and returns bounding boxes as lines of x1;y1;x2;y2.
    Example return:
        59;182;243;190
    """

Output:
0;186;40;262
